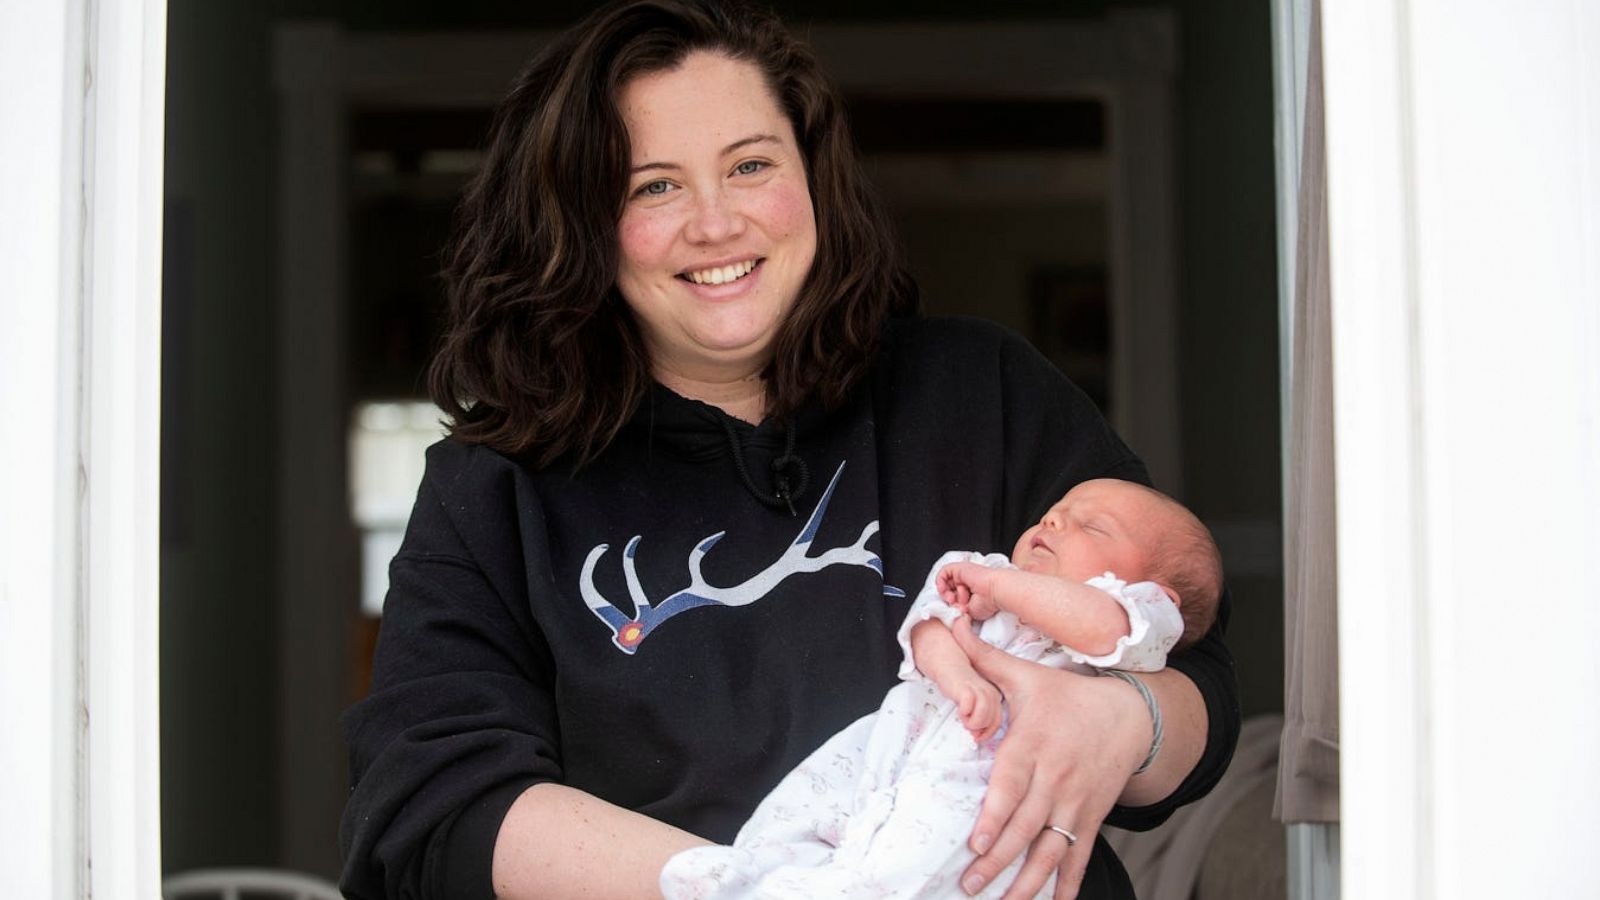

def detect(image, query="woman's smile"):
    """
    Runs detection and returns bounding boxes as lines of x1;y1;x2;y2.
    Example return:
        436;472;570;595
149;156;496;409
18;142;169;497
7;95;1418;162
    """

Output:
679;256;763;287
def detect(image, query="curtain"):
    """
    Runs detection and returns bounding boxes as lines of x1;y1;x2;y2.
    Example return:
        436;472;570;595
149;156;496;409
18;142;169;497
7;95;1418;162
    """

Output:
1275;0;1340;825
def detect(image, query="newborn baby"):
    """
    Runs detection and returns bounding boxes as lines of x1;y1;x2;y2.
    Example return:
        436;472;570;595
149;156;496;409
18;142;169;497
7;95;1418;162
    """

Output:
661;478;1223;900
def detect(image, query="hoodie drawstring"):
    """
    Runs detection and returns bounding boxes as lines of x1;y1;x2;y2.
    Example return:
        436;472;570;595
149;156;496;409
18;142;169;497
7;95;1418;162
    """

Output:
720;419;810;516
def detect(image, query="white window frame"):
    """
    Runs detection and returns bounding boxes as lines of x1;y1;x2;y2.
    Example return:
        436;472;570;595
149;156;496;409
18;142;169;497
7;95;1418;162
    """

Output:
1325;2;1600;897
8;4;1596;897
1;0;167;897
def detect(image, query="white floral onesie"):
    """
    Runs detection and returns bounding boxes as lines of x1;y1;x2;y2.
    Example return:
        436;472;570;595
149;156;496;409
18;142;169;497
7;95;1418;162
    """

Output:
659;551;1184;900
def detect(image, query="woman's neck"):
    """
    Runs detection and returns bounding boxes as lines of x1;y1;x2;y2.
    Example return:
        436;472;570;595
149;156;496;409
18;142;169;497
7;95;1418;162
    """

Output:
653;364;767;425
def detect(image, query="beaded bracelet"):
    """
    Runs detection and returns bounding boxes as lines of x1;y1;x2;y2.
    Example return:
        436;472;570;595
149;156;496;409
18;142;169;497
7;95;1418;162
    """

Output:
1100;669;1163;775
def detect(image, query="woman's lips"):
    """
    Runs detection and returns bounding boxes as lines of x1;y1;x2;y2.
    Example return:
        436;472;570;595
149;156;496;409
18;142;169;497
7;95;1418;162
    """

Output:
680;256;762;285
676;258;765;298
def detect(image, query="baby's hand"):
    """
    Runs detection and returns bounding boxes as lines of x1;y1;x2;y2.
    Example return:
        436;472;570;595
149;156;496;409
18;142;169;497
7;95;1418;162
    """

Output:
936;562;973;610
952;670;1003;743
937;562;1002;620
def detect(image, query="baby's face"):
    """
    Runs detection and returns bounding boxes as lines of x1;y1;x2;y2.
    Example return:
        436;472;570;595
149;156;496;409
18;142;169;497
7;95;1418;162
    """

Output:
1011;479;1162;582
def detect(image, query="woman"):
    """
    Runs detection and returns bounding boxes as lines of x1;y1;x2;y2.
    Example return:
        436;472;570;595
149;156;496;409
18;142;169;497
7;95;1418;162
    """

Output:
338;2;1239;898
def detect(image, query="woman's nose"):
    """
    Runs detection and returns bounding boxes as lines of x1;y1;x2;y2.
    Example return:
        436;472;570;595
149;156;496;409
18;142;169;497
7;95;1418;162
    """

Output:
684;188;745;244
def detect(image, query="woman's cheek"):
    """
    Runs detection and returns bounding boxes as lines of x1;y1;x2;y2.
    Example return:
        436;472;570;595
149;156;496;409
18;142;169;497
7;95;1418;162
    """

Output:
618;210;674;265
753;175;816;243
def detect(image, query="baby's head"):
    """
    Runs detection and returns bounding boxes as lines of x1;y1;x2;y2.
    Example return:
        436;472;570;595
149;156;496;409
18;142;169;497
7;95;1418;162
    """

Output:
1012;478;1223;648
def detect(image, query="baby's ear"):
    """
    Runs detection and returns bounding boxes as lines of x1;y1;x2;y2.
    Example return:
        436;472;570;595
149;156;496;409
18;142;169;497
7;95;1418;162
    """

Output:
1154;581;1182;608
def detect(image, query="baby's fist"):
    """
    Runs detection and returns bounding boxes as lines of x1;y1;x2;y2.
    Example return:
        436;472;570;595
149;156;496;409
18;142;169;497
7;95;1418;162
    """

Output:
936;563;974;611
940;563;1003;620
956;678;1003;743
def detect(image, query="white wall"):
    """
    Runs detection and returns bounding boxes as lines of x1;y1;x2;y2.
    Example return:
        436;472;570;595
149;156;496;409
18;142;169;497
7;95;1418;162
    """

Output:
1325;2;1600;897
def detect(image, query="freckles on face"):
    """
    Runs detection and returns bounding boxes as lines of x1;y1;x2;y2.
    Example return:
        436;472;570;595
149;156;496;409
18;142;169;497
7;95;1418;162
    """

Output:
616;208;672;270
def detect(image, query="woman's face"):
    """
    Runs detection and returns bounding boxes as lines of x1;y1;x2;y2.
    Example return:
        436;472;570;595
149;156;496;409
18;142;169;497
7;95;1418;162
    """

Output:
615;51;818;385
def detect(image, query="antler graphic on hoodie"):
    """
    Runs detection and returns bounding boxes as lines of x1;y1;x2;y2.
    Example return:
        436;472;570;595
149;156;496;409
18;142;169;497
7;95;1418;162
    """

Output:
579;461;905;654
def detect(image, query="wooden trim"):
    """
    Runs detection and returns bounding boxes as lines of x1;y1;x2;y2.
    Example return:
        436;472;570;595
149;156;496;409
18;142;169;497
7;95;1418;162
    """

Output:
82;1;169;892
0;1;90;893
273;23;358;877
1323;0;1427;892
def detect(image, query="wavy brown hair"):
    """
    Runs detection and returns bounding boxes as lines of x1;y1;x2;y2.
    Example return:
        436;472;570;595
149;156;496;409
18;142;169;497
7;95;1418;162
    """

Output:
429;0;918;467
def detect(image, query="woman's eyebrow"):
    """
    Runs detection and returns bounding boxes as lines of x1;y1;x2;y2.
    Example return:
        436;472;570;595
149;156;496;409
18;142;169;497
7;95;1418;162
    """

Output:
630;133;782;175
721;132;781;155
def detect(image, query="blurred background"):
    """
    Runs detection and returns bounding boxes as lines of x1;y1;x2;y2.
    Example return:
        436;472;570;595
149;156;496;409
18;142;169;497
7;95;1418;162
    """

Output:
161;0;1282;884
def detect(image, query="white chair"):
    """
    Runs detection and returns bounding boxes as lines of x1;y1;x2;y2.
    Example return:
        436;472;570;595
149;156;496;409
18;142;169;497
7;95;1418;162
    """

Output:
162;868;343;900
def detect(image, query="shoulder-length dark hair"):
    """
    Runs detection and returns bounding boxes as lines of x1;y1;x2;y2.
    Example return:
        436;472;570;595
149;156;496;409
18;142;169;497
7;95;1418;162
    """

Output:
429;0;918;467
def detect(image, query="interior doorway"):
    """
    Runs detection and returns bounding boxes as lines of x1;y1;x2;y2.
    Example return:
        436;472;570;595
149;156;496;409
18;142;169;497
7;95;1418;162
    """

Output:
160;2;1286;884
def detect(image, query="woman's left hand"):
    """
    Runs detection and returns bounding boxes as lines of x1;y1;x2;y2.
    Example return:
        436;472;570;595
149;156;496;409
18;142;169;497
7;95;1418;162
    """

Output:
950;618;1151;900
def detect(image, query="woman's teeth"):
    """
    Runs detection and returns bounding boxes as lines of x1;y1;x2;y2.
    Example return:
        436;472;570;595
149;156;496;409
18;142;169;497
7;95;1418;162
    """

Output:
685;259;757;285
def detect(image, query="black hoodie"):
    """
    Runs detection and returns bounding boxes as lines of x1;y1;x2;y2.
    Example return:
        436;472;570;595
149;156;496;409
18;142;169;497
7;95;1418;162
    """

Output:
339;316;1240;899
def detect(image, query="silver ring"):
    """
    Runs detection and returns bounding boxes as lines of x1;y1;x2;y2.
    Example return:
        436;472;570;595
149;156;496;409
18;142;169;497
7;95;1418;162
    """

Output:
1044;824;1078;846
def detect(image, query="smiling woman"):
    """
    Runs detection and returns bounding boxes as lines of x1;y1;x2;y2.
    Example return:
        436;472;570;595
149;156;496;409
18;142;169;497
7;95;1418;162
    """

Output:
425;0;914;468
338;2;1239;899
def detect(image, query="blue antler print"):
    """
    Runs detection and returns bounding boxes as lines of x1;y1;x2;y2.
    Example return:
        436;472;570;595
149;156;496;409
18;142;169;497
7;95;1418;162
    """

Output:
578;461;905;654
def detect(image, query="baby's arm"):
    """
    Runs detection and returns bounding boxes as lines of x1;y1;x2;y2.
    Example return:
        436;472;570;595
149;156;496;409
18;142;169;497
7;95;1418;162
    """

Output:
908;619;1003;742
938;562;1132;658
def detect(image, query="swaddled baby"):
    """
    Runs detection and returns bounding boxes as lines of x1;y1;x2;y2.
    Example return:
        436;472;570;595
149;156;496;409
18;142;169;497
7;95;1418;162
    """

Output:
661;478;1223;900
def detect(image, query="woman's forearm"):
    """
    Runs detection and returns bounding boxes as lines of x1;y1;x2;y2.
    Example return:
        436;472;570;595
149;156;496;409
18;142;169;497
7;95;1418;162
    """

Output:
1112;666;1207;806
492;783;712;899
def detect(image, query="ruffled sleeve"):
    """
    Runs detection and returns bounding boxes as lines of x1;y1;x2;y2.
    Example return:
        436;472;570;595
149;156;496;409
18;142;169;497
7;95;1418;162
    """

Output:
1054;573;1183;672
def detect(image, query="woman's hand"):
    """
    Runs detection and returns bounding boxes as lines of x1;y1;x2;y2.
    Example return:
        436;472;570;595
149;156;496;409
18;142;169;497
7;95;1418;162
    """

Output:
950;619;1151;900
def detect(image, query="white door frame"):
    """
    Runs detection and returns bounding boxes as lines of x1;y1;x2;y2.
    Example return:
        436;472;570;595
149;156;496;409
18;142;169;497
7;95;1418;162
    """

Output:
1;0;167;897
11;4;1595;899
1324;2;1600;897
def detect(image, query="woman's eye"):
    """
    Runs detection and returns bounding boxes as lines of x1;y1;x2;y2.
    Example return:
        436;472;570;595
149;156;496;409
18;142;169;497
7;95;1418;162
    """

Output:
635;180;673;197
733;159;768;176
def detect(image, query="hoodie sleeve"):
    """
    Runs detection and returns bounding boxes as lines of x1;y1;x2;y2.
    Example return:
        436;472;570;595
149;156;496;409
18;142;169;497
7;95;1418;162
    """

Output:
339;445;561;900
